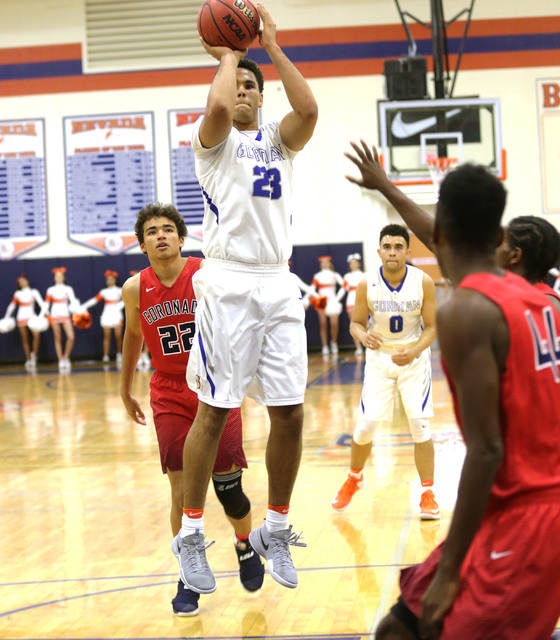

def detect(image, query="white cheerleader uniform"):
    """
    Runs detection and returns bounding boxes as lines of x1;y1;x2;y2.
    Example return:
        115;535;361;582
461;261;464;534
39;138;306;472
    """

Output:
337;269;365;312
6;287;44;326
360;265;433;422
312;268;343;316
84;286;123;328
186;118;307;408
44;284;78;323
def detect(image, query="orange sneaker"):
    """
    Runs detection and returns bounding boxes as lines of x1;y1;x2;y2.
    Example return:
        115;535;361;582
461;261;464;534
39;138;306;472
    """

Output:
419;489;441;520
331;473;364;511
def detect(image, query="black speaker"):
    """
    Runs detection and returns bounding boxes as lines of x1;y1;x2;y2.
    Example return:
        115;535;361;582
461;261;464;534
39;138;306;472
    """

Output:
384;57;428;100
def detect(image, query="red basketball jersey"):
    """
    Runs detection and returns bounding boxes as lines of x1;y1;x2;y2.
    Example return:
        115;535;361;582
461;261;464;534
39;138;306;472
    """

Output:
534;280;560;301
139;257;203;376
446;271;560;507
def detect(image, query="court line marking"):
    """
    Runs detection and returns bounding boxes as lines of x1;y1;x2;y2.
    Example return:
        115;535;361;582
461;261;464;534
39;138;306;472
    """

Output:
368;501;415;637
0;563;411;588
0;563;414;620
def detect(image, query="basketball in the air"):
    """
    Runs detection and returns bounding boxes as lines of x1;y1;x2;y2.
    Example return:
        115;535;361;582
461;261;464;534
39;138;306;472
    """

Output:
197;0;260;50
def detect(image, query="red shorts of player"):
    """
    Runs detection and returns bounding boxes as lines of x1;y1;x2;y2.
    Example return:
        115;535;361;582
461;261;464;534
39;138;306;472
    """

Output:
399;496;560;638
149;370;247;474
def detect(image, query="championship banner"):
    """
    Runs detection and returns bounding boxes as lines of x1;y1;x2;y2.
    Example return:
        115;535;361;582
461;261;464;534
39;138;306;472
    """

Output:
168;109;205;241
538;79;560;213
64;112;156;254
0;119;48;261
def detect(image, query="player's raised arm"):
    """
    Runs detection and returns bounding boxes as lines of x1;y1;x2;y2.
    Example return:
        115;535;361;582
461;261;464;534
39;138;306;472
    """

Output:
345;140;436;251
257;4;317;150
198;44;248;149
120;275;147;425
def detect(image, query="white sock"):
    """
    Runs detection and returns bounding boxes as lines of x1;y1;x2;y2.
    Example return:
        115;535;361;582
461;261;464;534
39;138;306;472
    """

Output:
421;481;435;494
265;509;289;533
180;513;204;538
349;469;363;479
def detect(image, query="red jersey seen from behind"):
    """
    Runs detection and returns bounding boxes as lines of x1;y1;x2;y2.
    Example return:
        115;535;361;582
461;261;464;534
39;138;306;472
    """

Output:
447;271;560;507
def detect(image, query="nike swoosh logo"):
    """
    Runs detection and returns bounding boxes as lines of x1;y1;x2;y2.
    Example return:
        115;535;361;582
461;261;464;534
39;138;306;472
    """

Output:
259;531;269;551
490;550;513;560
391;108;462;139
145;287;156;292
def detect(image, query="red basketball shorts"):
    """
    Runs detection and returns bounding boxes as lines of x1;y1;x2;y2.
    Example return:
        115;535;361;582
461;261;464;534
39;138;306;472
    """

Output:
149;370;247;474
399;497;560;638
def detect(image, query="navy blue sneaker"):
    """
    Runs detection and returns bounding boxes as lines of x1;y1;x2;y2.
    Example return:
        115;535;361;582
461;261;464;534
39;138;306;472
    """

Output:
171;580;200;617
235;538;265;592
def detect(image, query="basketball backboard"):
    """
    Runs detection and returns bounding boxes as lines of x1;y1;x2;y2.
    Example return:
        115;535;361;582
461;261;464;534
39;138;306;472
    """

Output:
378;97;505;186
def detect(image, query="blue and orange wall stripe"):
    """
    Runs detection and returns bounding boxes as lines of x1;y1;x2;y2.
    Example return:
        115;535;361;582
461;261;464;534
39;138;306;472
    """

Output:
0;16;558;96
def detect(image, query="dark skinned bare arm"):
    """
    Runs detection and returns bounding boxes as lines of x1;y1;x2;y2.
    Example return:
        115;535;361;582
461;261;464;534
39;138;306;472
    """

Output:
345;139;436;251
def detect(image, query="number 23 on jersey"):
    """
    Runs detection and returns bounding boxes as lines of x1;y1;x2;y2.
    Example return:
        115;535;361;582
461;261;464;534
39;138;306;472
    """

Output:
253;166;281;200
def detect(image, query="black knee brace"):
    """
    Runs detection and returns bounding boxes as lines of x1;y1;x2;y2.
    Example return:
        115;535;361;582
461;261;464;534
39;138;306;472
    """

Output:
212;469;251;520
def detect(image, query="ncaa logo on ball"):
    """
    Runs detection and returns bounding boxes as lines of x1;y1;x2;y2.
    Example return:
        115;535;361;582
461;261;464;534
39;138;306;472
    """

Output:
222;12;247;43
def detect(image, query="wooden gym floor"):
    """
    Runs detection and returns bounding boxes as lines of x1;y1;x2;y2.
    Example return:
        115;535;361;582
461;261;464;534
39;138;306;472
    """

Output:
0;352;557;639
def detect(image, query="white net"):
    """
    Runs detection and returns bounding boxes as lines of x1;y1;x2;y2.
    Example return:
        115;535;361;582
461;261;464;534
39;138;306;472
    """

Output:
426;153;459;199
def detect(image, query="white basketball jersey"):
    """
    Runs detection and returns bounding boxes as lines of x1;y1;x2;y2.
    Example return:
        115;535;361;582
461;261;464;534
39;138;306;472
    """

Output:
191;117;297;265
366;265;424;349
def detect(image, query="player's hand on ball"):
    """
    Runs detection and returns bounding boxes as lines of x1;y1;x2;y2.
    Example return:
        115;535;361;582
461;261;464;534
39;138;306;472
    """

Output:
199;37;247;61
257;3;277;49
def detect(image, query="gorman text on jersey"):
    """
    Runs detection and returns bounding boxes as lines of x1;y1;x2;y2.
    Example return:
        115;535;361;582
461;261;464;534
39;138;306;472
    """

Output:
373;299;422;313
236;143;285;163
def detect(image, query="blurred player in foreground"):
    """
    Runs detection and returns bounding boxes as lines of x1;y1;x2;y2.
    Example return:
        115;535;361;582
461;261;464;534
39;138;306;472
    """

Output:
346;142;560;639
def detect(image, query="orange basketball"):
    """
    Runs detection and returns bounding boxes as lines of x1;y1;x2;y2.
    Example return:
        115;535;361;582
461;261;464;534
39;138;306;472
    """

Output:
197;0;260;50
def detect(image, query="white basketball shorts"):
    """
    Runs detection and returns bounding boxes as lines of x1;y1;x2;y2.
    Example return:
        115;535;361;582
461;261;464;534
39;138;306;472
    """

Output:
187;259;308;408
359;347;433;422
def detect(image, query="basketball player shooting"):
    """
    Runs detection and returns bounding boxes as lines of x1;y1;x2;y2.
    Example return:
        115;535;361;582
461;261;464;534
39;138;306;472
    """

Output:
175;2;318;595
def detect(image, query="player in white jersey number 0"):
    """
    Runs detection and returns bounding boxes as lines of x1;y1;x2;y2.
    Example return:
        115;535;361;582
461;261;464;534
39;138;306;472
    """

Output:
331;224;440;520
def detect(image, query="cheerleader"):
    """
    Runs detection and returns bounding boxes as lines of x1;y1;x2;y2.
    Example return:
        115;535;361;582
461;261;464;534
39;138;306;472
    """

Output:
311;255;343;357
3;274;44;368
43;267;79;371
82;270;123;364
337;253;365;356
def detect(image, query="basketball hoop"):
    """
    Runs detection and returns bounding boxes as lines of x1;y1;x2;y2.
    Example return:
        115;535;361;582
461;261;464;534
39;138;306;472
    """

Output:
426;153;459;198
